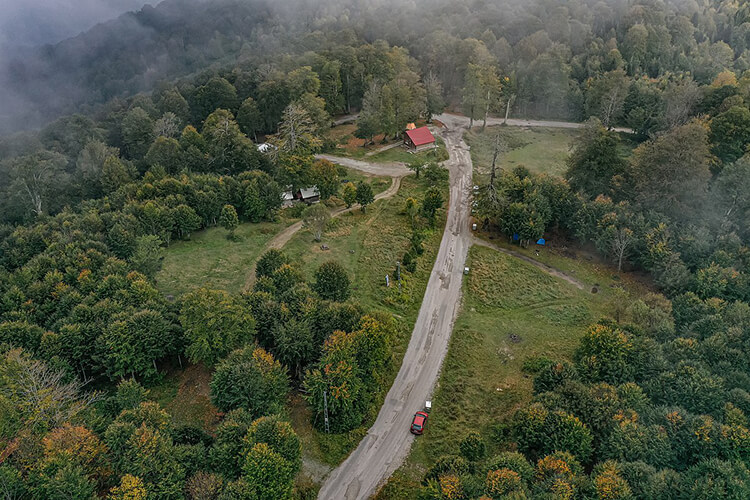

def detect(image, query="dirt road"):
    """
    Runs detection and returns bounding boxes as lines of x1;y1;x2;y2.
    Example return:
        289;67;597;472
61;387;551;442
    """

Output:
243;170;405;291
317;115;473;500
315;154;410;177
435;113;633;133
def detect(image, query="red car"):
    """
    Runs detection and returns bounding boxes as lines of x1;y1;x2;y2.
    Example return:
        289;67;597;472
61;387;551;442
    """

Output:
411;411;429;435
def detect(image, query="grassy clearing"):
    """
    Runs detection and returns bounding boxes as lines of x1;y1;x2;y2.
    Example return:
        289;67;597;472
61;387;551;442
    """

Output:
148;363;219;431
283;174;450;465
414;245;608;458
465;125;578;177
282;174;446;321
380;241;649;497
155;221;292;297
332;167;392;198
155;168;390;298
477;233;654;295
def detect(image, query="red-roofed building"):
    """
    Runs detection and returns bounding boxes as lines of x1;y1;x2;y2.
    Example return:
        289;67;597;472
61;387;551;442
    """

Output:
404;126;436;152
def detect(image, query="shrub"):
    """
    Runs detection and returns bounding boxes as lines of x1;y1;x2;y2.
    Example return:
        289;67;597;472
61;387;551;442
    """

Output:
460;431;486;462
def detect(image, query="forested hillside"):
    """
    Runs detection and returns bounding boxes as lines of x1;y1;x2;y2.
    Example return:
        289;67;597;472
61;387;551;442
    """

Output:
3;0;750;133
4;0;750;498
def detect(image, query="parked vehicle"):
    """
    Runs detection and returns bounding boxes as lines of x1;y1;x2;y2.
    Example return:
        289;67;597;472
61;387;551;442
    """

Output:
411;411;428;435
411;401;431;435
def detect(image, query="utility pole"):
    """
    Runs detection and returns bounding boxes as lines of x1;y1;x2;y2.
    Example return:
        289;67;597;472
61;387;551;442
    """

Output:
490;134;500;186
504;94;516;124
323;390;330;433
488;134;501;204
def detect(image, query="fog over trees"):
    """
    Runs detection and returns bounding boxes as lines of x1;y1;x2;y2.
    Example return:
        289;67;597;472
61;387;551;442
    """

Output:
0;0;152;46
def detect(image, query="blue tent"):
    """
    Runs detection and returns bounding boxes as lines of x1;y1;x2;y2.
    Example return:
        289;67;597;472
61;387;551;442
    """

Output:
512;233;520;241
536;238;546;245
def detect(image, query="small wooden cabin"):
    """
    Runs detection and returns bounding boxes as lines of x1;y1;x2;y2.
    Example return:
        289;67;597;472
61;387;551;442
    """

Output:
404;126;436;152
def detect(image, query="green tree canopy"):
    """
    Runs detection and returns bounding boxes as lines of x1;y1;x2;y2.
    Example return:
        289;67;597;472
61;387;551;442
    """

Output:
210;345;290;416
313;261;351;302
180;288;256;366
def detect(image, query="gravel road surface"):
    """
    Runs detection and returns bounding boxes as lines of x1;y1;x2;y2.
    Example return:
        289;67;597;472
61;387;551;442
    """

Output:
317;114;473;500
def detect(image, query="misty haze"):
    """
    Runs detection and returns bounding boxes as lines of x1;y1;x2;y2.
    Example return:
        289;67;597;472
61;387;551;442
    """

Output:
2;1;750;499
0;0;152;46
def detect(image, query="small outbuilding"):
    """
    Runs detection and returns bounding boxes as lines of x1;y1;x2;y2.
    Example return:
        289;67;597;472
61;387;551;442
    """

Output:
282;189;296;208
296;186;320;204
404;126;436;152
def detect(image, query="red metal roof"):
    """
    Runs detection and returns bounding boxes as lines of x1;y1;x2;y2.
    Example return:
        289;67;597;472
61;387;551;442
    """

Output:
405;126;435;146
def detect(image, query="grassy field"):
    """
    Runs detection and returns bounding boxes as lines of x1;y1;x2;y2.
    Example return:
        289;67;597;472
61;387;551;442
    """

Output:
282;173;450;468
378;240;651;497
282;174;446;320
155;168;390;298
465;125;578;177
155;221;292;297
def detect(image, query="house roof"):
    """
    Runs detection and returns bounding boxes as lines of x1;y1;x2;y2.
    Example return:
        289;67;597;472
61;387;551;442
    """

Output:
405;126;435;146
299;186;320;199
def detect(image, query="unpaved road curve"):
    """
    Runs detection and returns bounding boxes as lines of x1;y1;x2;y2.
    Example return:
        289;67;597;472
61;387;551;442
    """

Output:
243;169;405;292
318;115;474;500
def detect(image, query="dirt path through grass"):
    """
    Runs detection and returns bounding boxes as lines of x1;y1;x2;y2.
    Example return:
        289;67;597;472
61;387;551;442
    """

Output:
472;237;585;290
364;142;401;157
314;154;410;176
242;173;405;291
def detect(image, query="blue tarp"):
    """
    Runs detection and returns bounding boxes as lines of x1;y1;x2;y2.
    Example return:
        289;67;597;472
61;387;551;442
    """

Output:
512;233;520;241
536;238;546;245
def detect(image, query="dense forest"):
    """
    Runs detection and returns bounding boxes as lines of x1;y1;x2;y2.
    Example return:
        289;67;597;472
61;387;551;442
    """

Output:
4;0;750;498
4;0;750;133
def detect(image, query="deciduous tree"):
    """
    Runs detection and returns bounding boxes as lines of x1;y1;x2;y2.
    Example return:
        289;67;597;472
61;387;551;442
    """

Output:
313;261;351;302
219;204;239;239
310;159;339;200
302;203;330;242
241;443;294;500
342;182;357;208
180;288;255;366
210;346;289;415
355;182;374;212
